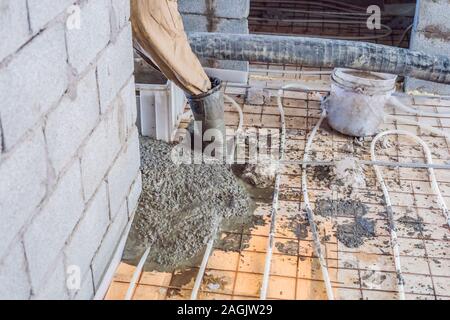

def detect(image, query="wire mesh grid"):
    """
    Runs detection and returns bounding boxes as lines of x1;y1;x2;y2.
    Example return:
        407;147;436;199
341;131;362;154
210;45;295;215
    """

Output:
248;0;414;48
105;0;442;301
105;65;450;300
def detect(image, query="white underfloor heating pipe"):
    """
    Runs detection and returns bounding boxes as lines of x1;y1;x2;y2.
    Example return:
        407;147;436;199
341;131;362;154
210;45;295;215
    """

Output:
128;74;450;301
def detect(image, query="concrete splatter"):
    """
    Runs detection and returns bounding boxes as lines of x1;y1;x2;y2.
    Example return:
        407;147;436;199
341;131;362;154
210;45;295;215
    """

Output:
315;198;375;248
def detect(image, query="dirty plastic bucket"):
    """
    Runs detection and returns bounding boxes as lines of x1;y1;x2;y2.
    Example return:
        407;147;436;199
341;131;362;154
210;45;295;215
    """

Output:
325;68;397;137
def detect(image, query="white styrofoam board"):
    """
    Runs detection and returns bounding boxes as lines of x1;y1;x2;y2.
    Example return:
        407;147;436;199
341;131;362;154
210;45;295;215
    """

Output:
204;67;249;84
135;81;186;142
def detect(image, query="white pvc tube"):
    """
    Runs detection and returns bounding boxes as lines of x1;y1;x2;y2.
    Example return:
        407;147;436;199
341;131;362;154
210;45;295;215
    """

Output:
182;95;243;134
224;94;244;164
190;98;242;300
225;94;244;134
125;246;151;300
386;114;450;140
260;83;334;300
188;82;449;301
250;69;333;76
281;159;450;170
387;97;450;146
372;130;449;227
389;96;450;118
282;84;334;300
188;98;243;301
301;110;335;300
260;86;287;300
371;130;450;299
360;92;450;140
371;134;405;300
347;88;450;299
190;221;220;300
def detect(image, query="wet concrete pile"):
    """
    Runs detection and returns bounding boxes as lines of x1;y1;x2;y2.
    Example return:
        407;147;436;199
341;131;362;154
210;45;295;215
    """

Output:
123;137;252;271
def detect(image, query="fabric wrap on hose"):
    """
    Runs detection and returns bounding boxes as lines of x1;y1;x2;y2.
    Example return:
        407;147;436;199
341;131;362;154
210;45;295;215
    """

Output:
131;0;211;95
187;32;450;84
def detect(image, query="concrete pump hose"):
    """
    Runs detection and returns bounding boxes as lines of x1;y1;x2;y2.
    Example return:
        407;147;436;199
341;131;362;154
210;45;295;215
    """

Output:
188;33;450;84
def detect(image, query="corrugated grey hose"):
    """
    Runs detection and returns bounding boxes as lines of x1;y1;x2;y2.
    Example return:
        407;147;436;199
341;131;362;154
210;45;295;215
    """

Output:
186;77;225;137
188;32;450;84
186;77;227;154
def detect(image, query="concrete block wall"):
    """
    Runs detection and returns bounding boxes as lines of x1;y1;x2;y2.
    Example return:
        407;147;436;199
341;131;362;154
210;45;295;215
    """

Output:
405;0;450;95
178;0;250;72
0;0;141;300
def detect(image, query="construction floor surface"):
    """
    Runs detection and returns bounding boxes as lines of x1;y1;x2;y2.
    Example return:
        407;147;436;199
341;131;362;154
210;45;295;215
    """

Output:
105;2;448;300
105;63;450;300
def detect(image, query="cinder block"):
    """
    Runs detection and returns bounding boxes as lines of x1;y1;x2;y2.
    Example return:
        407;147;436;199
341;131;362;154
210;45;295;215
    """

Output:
91;201;129;290
0;243;31;300
0;0;30;62
120;76;138;135
66;0;111;73
45;70;100;175
181;14;249;72
405;31;450;95
24;161;84;290
178;0;250;19
80;99;124;201
111;0;131;36
405;0;450;95
27;0;73;33
0;23;68;151
111;94;128;146
107;130;141;217
0;131;47;259
127;172;142;218
65;182;110;283
32;257;69;300
74;271;95;300
415;0;449;33
97;25;134;113
181;14;249;34
0;119;3;154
